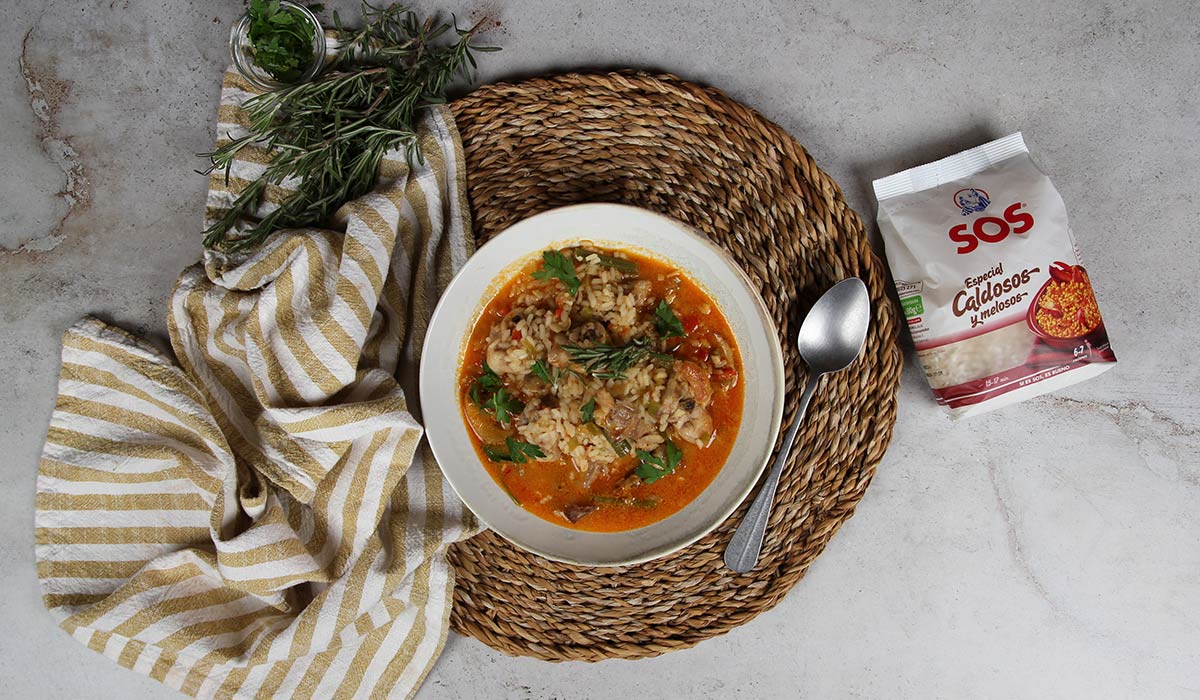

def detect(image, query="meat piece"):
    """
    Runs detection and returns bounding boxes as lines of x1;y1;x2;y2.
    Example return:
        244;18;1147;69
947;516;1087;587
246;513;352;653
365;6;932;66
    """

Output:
611;473;640;496
567;321;611;345
581;461;605;489
562;502;598;523
602;400;645;441
660;360;717;447
547;333;571;368
673;360;713;407
675;410;714;446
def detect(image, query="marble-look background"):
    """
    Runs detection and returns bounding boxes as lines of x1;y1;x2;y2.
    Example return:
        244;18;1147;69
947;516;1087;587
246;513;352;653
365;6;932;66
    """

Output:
2;1;1197;698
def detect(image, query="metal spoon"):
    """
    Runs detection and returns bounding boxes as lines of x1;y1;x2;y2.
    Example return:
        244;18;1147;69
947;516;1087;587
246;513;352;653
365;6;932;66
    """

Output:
724;277;871;573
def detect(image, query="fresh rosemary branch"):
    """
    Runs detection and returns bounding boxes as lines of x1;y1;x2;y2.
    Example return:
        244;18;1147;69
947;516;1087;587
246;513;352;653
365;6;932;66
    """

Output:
200;1;498;252
564;338;672;380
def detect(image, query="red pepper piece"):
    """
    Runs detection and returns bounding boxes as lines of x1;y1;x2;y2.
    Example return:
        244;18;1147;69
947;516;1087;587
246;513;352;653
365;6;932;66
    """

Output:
1049;261;1074;282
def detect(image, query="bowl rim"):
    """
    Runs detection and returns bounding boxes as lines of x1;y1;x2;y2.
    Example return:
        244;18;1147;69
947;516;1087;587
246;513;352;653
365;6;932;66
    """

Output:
420;203;785;565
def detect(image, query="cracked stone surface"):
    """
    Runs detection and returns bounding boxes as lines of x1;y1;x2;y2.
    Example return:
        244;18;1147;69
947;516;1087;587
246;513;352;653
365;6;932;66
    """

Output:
1;1;1198;699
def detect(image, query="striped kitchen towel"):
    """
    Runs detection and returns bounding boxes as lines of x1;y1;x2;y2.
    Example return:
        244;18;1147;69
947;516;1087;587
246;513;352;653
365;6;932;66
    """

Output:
34;69;480;700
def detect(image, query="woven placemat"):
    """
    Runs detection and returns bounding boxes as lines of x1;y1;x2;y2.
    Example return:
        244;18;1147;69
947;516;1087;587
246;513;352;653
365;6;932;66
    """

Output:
445;71;902;661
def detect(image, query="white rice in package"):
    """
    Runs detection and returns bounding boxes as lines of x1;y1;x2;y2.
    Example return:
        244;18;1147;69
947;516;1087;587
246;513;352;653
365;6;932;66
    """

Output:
873;133;1116;417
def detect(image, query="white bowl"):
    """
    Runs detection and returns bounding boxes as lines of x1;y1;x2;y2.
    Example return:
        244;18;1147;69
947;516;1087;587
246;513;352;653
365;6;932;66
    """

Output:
420;203;785;566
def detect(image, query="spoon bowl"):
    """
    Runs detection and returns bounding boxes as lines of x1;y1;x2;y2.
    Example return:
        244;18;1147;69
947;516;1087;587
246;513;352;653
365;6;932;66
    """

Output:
798;278;872;374
724;277;871;573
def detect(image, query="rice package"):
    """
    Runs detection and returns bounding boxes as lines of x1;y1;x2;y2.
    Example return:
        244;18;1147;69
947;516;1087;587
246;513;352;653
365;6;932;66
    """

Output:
873;133;1116;417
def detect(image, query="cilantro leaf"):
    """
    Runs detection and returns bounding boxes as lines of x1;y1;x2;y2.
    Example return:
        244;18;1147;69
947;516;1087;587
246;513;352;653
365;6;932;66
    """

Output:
634;440;683;484
483;437;546;464
654;300;686;338
581;397;596;423
531;250;581;295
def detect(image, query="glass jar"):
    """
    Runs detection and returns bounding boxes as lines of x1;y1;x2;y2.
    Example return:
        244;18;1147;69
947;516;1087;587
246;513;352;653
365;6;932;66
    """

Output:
228;0;326;91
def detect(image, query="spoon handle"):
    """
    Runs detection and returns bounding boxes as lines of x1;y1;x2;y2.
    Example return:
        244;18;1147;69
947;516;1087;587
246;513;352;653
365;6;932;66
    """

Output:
724;372;822;573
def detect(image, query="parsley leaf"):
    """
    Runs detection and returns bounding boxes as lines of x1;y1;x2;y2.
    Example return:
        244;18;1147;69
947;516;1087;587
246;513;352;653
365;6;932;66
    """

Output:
477;361;502;391
531;250;581;295
581;397;596;423
483;437;546;464
654;300;686;338
482;387;524;427
469;361;522;425
469;361;502;408
634;440;683;484
246;0;318;82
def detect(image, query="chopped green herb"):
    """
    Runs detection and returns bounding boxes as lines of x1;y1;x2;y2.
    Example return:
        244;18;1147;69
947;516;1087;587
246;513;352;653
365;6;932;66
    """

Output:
564;337;672;380
653;300;686;338
482;387;524;427
570;248;638;274
531;250;581;295
477;361;502;391
483;437;546;464
634;440;683;484
201;4;497;252
469;361;503;408
580;397;596;423
246;0;319;83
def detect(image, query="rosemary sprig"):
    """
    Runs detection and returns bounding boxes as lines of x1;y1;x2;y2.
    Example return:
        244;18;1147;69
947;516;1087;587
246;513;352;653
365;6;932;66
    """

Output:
200;2;498;252
563;337;672;380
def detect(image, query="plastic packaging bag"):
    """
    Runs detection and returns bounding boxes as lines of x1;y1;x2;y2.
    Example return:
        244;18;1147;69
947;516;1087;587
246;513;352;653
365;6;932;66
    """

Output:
873;133;1116;418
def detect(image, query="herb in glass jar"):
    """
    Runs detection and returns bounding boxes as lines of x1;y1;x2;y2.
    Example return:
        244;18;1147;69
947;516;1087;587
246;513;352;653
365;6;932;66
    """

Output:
246;0;323;82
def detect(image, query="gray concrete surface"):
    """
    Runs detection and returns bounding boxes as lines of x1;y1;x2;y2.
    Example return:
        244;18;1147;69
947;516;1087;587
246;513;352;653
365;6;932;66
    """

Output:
3;1;1198;698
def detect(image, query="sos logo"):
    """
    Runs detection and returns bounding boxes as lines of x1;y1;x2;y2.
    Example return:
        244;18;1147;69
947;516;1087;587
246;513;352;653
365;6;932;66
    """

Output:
948;202;1034;254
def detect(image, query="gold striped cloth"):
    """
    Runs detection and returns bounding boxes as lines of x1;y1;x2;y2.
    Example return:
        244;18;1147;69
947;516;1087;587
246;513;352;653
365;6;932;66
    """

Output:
34;69;480;700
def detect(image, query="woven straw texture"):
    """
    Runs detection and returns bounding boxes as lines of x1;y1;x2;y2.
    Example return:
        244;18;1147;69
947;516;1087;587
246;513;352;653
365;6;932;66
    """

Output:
445;71;902;661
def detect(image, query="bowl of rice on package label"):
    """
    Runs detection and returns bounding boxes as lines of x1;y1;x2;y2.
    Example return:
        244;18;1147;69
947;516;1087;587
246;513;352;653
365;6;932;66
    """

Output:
873;133;1116;418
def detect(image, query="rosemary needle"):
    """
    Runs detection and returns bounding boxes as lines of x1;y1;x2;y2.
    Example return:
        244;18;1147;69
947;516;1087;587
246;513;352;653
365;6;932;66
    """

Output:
200;2;498;252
